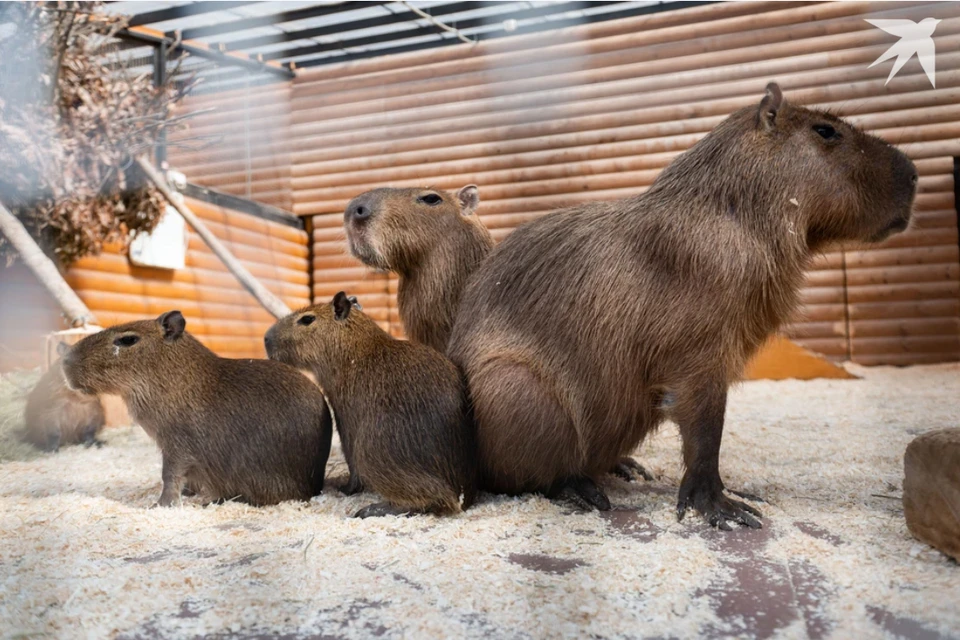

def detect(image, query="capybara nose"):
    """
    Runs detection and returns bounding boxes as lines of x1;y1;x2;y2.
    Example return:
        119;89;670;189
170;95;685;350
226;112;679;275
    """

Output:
345;196;373;223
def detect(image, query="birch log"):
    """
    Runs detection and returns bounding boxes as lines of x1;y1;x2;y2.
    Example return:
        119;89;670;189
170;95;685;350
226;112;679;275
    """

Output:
0;201;98;327
136;156;292;320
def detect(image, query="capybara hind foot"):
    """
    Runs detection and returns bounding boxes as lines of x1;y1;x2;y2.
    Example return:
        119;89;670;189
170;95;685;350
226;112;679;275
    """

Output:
354;502;413;518
611;457;655;482
676;472;762;531
547;476;611;511
83;438;105;449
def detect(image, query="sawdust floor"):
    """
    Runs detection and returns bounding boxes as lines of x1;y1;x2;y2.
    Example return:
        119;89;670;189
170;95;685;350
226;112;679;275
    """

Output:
1;363;958;639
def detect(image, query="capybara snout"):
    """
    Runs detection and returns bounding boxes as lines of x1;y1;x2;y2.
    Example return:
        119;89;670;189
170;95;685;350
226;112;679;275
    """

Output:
343;185;491;352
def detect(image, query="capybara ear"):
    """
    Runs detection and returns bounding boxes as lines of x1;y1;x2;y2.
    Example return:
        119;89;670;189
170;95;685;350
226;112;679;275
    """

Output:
758;82;783;131
457;185;479;216
332;292;352;321
56;341;69;356
157;310;186;341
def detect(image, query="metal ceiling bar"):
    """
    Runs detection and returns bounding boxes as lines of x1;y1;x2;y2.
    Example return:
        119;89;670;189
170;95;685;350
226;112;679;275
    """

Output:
128;1;258;27
295;1;710;69
399;0;473;44
153;45;168;166
176;2;387;40
117;27;296;78
221;1;482;51
265;0;621;62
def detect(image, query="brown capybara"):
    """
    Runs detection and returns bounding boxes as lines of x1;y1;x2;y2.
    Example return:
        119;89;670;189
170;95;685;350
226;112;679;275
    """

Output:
23;342;105;452
265;292;475;518
61;311;333;507
343;184;654;485
448;83;918;529
344;185;493;353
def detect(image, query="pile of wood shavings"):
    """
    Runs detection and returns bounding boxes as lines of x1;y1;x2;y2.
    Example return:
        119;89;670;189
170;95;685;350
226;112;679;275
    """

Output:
1;364;957;638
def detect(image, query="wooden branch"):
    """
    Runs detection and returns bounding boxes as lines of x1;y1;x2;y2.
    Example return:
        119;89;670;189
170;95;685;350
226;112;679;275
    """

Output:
136;156;292;320
0;201;98;327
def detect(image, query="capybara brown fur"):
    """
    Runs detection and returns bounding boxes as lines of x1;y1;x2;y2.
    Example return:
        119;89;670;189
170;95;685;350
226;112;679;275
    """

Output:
344;185;493;352
448;83;918;529
61;311;333;507
344;184;653;487
23;342;104;452
265;292;475;518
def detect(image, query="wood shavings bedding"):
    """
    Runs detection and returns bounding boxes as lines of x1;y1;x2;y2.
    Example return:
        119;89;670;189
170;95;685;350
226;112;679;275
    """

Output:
1;363;957;639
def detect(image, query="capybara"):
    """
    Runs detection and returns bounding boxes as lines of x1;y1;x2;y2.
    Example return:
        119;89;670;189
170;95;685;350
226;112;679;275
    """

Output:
447;83;917;529
61;311;333;507
343;184;653;484
344;185;493;353
265;292;475;518
23;341;105;452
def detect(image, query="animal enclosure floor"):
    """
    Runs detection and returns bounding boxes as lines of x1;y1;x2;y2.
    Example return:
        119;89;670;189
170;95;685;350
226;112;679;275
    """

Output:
1;364;958;639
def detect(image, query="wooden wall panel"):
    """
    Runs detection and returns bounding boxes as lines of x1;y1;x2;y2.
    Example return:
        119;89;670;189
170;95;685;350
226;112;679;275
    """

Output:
296;1;960;364
65;197;310;359
0;196;310;371
0;264;63;372
168;84;293;211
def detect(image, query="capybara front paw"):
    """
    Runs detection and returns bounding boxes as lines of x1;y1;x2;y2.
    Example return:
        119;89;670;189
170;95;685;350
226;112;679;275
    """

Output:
353;502;411;518
155;492;179;508
547;476;612;511
340;475;364;496
611;457;656;482
676;474;762;530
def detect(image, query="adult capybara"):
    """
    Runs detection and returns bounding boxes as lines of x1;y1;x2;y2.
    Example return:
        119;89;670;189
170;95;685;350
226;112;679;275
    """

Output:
23;342;104;452
61;311;333;507
344;185;493;353
447;83;917;529
265;292;475;518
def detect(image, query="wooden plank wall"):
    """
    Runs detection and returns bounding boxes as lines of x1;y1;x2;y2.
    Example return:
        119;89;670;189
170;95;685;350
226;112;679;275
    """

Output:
293;0;960;364
168;83;293;211
0;264;63;372
0;197;310;371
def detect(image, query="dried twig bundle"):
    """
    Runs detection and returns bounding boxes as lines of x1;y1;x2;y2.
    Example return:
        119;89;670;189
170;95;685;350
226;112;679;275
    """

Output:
0;1;194;265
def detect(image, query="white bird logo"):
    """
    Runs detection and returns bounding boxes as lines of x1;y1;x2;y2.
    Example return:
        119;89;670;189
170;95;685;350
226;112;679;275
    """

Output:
865;17;941;87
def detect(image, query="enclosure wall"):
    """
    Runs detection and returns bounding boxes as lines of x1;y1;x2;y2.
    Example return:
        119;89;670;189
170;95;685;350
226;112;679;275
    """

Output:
0;196;309;371
168;84;293;212
293;0;960;364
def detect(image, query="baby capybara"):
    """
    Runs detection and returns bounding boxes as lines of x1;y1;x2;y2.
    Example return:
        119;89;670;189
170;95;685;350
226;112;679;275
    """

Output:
265;292;475;518
448;83;918;529
344;185;493;353
61;311;333;507
23;342;104;452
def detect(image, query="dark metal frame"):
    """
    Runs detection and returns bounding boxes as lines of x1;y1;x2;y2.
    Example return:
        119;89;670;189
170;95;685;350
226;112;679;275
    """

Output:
116;28;295;78
177;1;390;41
124;1;707;74
128;1;259;28
263;0;624;62
181;183;303;229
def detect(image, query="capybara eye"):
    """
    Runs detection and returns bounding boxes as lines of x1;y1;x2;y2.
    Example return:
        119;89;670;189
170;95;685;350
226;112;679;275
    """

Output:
298;315;316;327
813;124;839;140
418;193;443;206
114;335;140;347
